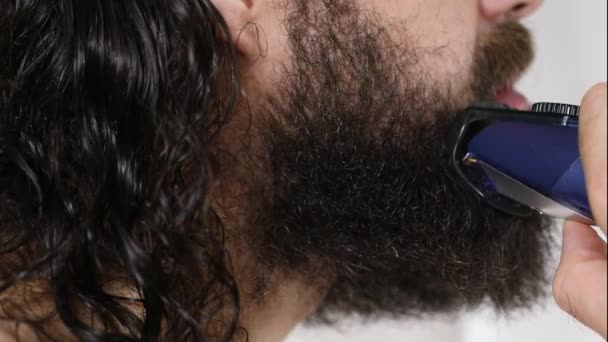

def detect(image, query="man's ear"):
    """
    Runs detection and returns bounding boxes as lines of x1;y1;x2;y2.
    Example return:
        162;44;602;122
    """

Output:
210;0;261;59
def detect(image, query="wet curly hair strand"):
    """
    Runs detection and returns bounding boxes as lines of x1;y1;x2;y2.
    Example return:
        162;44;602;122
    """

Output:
0;0;242;341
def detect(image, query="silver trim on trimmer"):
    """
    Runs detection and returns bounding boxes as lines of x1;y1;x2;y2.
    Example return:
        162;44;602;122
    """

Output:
477;160;594;225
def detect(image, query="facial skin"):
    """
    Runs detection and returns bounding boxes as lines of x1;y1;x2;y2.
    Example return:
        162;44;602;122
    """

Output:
209;0;549;341
225;0;541;107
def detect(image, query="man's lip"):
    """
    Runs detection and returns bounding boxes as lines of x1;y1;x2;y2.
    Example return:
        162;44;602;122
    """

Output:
495;85;530;110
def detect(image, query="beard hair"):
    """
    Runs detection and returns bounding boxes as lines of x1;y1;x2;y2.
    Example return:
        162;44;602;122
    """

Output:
237;0;552;322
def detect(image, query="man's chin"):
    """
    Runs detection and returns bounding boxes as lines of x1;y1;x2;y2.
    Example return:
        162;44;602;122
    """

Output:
249;106;553;319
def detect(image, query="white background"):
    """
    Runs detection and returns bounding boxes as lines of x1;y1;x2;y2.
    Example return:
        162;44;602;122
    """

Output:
287;1;607;341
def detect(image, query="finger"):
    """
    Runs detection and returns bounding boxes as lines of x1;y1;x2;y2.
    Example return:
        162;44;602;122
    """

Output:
553;220;608;339
579;82;607;232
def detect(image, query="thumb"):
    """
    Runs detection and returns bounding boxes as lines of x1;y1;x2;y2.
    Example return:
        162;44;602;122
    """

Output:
553;220;607;339
579;82;607;232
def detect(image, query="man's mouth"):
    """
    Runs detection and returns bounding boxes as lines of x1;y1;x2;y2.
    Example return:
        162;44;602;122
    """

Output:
495;81;530;110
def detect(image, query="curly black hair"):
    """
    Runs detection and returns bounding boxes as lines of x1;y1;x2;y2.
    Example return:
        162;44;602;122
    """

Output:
0;0;241;341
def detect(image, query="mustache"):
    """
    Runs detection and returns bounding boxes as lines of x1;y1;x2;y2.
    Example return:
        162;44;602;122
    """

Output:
470;21;534;100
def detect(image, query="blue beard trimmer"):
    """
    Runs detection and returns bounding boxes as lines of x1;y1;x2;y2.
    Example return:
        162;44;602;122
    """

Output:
447;101;594;225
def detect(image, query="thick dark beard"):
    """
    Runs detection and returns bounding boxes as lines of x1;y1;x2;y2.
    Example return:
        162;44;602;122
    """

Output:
243;1;552;322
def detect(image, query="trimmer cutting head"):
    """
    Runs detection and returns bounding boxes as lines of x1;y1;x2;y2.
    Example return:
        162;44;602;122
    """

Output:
446;101;593;225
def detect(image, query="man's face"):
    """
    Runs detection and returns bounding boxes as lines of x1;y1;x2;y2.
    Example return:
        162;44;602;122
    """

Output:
219;0;551;321
239;0;541;110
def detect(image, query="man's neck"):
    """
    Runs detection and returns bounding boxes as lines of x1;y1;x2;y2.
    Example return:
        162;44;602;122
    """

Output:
239;278;323;342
